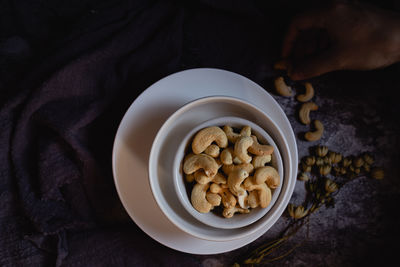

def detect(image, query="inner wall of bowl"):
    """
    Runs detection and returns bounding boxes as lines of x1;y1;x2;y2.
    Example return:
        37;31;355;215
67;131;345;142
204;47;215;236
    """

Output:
151;97;292;241
175;117;283;229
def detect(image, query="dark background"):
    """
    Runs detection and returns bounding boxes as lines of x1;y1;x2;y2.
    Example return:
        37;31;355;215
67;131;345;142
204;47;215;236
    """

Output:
1;0;399;266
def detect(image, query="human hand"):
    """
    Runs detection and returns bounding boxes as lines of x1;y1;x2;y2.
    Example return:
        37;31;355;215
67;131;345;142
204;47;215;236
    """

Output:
281;1;400;80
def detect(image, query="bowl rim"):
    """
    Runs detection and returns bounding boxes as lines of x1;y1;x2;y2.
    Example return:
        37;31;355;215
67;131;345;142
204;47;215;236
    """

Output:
148;95;292;241
173;116;284;229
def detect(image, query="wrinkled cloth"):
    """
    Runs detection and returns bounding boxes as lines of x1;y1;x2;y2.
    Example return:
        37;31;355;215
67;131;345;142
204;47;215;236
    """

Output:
0;1;286;266
1;0;400;266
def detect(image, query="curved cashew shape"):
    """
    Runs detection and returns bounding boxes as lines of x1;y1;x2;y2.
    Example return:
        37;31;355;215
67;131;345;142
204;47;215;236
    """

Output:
223;205;250;218
206;192;221;207
296;82;315;102
191;183;213;213
210;183;236;208
274;76;293;97
247;190;259;208
227;169;249;197
248;135;274;156
252;155;272;169
204;144;220;158
192;126;228;154
254;166;280;189
194;170;227;185
299;102;318;125
237;190;248;209
305;120;324;141
223;125;251;143
220;147;234;165
183;154;219;177
244;177;272;208
222;163;254;176
234;136;253;163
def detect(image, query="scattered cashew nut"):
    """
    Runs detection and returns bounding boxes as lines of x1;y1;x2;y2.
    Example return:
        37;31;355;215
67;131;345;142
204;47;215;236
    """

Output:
274;76;293;97
296;82;315;102
254;166;280;189
299;102;318;125
192;126;228;154
183;153;219;177
305;120;324;141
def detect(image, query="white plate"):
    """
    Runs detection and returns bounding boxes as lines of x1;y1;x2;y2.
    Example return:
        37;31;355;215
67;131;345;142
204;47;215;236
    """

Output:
112;68;298;254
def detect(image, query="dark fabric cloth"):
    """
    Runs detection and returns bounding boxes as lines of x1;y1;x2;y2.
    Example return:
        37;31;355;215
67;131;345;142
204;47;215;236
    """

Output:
0;1;287;266
1;0;400;266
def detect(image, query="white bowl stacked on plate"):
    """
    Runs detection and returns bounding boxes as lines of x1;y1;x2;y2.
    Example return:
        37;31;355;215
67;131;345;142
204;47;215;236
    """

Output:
173;116;283;229
148;96;292;242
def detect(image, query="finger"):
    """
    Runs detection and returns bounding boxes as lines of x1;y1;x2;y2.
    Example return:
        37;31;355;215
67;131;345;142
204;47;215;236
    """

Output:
288;49;343;80
281;12;327;58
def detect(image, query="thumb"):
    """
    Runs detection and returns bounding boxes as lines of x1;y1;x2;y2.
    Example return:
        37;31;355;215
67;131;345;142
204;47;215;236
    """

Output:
288;49;344;80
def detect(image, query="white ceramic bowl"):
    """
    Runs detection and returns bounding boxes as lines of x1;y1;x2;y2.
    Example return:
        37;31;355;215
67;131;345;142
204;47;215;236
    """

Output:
173;116;283;229
148;95;293;241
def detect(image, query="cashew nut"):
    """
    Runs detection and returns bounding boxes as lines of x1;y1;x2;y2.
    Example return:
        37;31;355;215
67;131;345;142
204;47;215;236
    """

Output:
274;76;293;97
234;136;253;163
247;190;259;208
237;190;248;209
223;125;251;143
206;192;221;207
222;205;250;218
191;183;213;213
299;102;318;125
296;82;315;102
192;126;228;154
220;147;234;165
204;144;220;158
252;155;272;169
305;120;324;141
210;183;237;208
183;154;219;177
254;166;280;189
194;170;227;184
227;169;249;197
222;163;254;176
244;177;272;209
248;135;274;156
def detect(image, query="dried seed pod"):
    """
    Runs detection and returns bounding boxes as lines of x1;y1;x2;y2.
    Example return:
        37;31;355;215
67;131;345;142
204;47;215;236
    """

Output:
354;168;361;174
333;166;341;176
315;146;329;157
304;156;316;166
362;153;374;165
319;164;332;176
363;164;371;173
298;172;310;181
370;167;384;179
325;179;338;193
340;167;347;175
288;204;308;219
342;157;352;168
353;157;364;168
315;157;324;166
323;156;332;165
328;151;342;164
301;162;312;173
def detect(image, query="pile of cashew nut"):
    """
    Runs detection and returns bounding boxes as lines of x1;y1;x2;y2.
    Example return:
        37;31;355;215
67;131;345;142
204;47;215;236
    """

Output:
274;73;323;141
182;125;280;218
